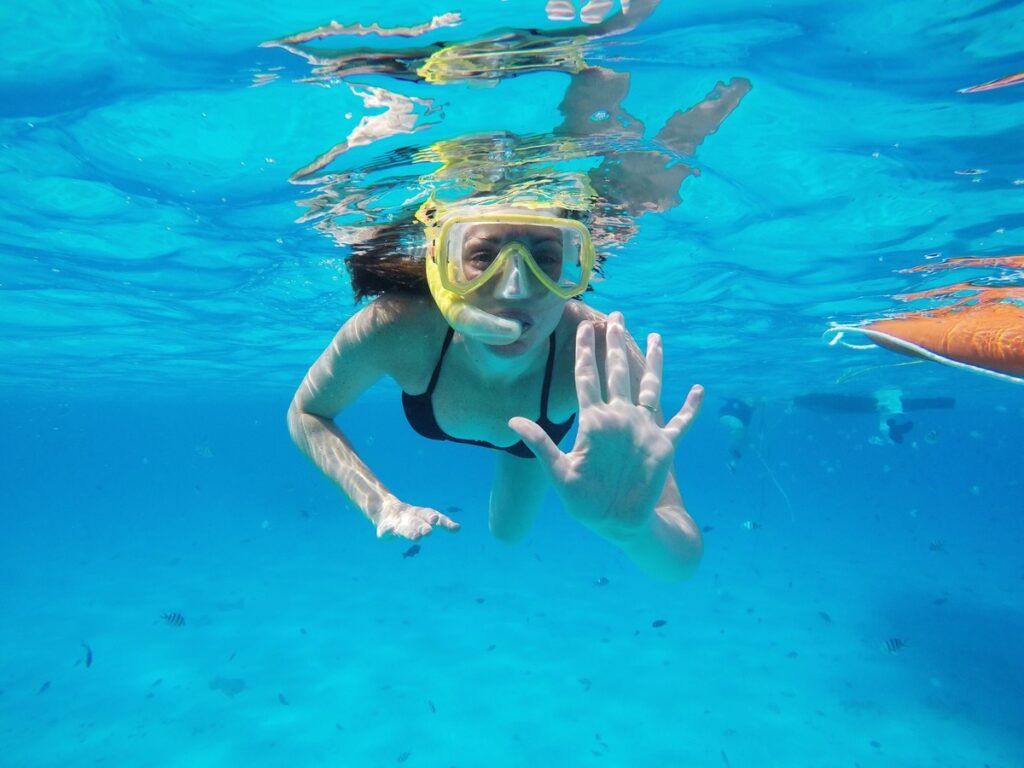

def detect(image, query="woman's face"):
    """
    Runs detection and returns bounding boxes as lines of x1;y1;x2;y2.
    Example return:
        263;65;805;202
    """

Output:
456;212;570;356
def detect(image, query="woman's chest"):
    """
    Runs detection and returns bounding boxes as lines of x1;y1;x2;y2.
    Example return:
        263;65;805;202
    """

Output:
429;354;576;446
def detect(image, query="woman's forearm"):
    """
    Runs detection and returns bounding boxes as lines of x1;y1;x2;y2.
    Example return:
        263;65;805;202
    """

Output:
287;403;394;525
596;506;703;582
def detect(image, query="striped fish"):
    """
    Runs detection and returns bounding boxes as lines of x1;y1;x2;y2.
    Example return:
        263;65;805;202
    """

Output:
742;520;762;531
162;612;186;627
883;638;907;653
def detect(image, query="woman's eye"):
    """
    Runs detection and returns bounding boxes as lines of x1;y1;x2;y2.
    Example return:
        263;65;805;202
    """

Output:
532;246;561;264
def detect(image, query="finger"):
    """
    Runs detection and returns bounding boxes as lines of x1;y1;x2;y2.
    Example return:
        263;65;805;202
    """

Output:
427;509;461;532
605;312;632;403
637;332;663;411
574;321;602;409
663;384;704;446
508;417;564;472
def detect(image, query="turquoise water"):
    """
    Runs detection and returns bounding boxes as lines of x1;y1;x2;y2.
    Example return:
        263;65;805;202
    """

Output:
2;1;1023;765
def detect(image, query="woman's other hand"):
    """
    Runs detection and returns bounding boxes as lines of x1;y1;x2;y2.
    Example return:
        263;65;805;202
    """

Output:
374;498;461;540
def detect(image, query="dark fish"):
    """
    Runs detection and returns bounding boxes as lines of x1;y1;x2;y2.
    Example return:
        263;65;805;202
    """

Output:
928;541;945;553
278;693;289;705
721;750;732;768
593;576;609;587
475;597;486;604
818;611;832;624
81;641;93;668
702;525;715;533
445;506;462;514
883;638;908;653
38;681;51;694
397;751;411;764
886;417;913;444
427;699;436;713
402;544;421;559
651;619;667;628
162;612;186;627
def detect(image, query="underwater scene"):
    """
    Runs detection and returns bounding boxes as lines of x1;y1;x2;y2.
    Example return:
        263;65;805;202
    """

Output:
2;0;1023;765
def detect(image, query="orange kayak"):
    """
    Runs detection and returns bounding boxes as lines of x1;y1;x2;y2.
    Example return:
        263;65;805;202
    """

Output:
829;286;1024;383
959;71;1024;93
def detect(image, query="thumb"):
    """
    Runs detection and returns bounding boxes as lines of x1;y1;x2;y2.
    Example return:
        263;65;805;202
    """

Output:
508;417;563;470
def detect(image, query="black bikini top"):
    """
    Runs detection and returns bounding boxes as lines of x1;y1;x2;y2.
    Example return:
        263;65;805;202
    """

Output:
401;326;576;459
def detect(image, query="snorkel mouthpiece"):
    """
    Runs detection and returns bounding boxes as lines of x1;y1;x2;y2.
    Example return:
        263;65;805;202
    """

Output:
425;252;523;344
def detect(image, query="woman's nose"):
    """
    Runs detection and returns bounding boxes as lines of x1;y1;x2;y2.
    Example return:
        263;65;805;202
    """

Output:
492;254;533;299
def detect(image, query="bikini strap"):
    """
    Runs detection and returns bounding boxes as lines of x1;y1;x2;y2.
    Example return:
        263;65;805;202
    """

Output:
425;326;456;396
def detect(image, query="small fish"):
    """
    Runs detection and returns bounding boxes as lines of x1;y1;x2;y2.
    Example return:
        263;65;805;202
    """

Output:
742;520;761;531
81;641;93;668
162;612;186;627
924;430;938;444
396;751;411;763
38;681;51;694
475;597;486;604
427;699;436;713
593;576;609;587
401;544;421;559
818;611;832;624
651;619;667;628
883;638;908;653
445;506;462;515
278;693;289;705
702;525;715;533
928;541;945;553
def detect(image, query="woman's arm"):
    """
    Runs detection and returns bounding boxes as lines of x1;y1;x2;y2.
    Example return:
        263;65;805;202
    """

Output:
288;296;460;539
509;312;704;581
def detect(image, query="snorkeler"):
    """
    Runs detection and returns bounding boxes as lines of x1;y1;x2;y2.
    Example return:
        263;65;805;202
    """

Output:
288;196;705;581
718;397;754;470
792;388;954;445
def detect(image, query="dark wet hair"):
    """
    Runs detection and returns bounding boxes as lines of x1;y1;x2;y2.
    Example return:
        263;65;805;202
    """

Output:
346;219;430;301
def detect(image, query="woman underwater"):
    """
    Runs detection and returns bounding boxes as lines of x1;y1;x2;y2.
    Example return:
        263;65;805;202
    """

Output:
288;184;709;581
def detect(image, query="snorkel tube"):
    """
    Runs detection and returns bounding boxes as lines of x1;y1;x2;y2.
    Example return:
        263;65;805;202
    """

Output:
424;249;524;344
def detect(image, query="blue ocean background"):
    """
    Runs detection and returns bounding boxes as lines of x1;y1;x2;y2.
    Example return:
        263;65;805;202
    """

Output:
2;1;1023;765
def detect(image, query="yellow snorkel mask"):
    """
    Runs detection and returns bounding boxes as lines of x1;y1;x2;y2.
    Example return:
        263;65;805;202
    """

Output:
420;205;596;343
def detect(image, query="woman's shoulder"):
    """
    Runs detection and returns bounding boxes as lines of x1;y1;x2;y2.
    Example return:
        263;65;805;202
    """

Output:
357;292;448;382
559;300;611;349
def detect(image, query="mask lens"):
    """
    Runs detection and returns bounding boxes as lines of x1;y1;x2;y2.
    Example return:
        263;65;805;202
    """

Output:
442;217;590;295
